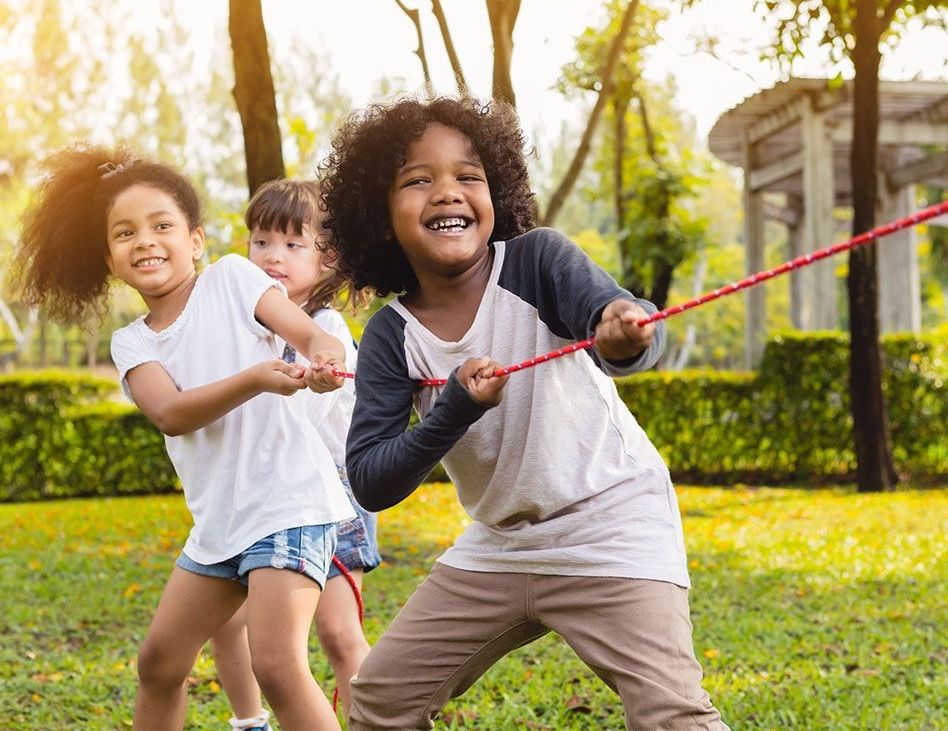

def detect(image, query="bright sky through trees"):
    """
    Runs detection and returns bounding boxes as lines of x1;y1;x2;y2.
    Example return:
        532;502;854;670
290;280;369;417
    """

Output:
193;0;943;138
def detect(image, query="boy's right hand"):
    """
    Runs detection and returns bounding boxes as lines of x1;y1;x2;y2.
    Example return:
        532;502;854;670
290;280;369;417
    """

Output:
457;357;508;407
253;359;307;396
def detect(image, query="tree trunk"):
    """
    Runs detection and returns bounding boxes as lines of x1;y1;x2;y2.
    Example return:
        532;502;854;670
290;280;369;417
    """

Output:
38;312;48;367
85;325;99;368
613;97;629;283
432;0;467;93
486;0;520;106
848;0;898;492
542;0;639;227
635;90;675;310
649;262;674;311
229;0;285;196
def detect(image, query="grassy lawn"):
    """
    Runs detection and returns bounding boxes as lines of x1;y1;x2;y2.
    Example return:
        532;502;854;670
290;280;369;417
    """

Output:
1;484;945;729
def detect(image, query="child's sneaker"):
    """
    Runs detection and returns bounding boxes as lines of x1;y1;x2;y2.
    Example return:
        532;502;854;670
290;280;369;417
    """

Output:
229;710;270;731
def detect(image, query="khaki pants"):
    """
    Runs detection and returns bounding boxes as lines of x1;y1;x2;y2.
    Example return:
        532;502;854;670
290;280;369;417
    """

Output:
349;563;727;730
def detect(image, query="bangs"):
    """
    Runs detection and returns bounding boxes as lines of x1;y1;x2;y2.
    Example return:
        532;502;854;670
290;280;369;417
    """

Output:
245;180;320;235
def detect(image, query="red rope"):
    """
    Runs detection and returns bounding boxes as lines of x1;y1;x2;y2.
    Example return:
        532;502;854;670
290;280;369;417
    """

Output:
329;555;364;713
329;200;948;387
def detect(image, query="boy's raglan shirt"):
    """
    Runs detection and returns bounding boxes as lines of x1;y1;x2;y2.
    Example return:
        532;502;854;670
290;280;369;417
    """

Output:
348;228;689;587
111;254;354;565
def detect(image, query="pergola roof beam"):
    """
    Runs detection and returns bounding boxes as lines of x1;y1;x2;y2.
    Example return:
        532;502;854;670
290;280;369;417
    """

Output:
746;89;847;145
886;150;948;189
749;150;803;192
763;201;801;227
831;120;948;146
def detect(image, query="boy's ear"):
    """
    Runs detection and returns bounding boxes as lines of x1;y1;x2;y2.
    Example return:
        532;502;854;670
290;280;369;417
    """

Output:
191;227;206;261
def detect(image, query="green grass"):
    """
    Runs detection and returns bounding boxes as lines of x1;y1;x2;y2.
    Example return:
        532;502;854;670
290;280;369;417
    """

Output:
1;485;945;729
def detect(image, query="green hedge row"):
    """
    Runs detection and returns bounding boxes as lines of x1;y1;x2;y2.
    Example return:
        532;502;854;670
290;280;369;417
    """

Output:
1;327;945;501
618;327;947;483
0;371;177;501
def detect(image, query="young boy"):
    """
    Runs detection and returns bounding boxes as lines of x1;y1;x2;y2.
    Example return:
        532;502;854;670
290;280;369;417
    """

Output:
321;97;728;730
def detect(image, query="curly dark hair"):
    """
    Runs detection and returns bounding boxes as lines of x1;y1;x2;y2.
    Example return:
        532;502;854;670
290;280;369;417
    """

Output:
12;144;201;325
320;96;537;296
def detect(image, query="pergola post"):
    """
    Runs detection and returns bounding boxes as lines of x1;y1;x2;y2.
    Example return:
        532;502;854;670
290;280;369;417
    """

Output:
743;134;766;368
785;195;806;329
878;180;921;333
800;94;838;330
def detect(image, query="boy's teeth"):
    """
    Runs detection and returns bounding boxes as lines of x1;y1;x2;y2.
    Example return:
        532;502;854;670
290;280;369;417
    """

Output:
429;217;468;230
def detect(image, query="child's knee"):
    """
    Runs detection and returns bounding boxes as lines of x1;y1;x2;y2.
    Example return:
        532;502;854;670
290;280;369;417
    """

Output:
249;645;306;698
317;618;365;665
249;656;284;700
209;624;244;662
137;638;190;690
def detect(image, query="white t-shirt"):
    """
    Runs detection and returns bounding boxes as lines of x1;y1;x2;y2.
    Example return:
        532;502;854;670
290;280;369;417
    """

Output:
111;255;355;564
279;308;357;467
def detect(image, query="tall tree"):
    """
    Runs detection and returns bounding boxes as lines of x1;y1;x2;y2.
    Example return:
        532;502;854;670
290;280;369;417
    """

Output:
758;0;946;492
485;0;521;106
541;0;639;226
229;0;285;196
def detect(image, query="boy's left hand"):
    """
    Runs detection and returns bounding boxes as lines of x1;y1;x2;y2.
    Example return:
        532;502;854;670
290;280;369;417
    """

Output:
594;299;655;362
305;353;346;393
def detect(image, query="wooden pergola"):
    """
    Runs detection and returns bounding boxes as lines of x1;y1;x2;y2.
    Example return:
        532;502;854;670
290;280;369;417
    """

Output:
708;78;948;367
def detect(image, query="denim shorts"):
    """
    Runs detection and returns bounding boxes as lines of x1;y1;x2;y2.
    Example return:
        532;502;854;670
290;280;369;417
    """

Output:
329;467;382;580
176;523;337;589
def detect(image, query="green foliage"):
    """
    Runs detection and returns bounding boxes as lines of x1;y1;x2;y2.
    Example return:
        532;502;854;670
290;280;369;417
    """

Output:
1;485;945;728
755;0;948;68
46;403;179;499
556;0;664;97
0;371;177;501
0;370;114;501
0;369;114;420
619;327;948;482
556;1;714;306
2;326;944;503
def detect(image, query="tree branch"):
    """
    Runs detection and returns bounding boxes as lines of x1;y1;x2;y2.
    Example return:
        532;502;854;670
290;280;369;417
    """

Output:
633;89;658;163
486;0;521;106
394;0;434;97
880;0;901;31
431;0;467;93
542;0;640;227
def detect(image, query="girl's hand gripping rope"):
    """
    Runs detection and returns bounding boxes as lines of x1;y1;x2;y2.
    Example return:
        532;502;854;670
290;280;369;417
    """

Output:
593;299;656;362
253;359;308;396
458;357;509;406
305;354;346;393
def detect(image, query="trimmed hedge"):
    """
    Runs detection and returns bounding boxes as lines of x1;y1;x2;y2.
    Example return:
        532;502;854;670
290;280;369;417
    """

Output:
1;328;945;501
618;327;947;483
0;370;142;501
46;403;179;499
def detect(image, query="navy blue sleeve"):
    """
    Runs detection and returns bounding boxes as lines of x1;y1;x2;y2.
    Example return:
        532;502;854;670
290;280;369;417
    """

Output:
345;307;490;511
498;228;666;375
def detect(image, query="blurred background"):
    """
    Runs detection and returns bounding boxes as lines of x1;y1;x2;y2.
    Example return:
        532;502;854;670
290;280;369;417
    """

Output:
1;0;944;375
